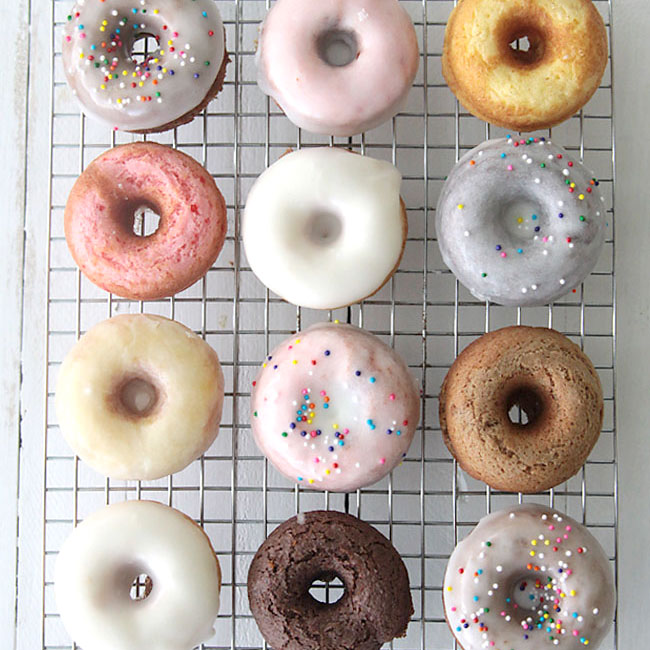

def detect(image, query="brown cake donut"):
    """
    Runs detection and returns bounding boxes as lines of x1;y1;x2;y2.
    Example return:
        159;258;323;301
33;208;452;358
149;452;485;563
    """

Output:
247;510;413;650
439;326;603;493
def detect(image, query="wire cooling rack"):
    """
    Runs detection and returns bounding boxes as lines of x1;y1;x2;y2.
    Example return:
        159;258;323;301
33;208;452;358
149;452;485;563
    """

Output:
39;1;617;648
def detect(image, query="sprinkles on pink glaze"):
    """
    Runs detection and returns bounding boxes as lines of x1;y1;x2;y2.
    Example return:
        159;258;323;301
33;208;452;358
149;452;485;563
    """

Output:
250;322;420;492
444;505;615;650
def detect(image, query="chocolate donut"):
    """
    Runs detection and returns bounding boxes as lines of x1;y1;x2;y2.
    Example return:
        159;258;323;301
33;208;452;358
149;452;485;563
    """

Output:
247;510;413;650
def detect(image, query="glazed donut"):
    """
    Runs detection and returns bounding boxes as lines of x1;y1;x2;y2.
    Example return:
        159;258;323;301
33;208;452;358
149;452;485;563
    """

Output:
62;0;228;133
435;138;606;307
443;504;615;650
64;142;227;300
250;322;420;492
56;500;221;650
56;314;224;480
256;0;419;136
248;510;413;650
442;0;608;131
439;326;603;493
243;147;407;310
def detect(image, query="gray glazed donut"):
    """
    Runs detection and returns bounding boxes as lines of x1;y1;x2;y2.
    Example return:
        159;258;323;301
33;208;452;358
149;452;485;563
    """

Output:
435;138;606;306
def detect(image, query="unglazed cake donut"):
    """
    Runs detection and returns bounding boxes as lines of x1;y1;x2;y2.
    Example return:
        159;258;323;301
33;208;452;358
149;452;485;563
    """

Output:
443;504;615;650
56;501;221;650
439;326;603;493
62;0;228;133
243;147;407;310
64;142;227;300
56;314;224;480
256;0;419;136
248;510;413;650
442;0;608;131
250;322;420;491
435;138;606;307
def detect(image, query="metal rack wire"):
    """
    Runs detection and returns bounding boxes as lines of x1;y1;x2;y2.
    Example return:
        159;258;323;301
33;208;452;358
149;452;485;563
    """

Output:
40;0;617;648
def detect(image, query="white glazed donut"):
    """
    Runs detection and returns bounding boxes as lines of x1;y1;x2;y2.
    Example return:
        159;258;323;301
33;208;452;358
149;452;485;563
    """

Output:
436;137;607;306
55;500;221;650
56;314;224;480
256;0;420;136
62;0;227;133
243;147;407;310
443;504;615;650
250;322;420;492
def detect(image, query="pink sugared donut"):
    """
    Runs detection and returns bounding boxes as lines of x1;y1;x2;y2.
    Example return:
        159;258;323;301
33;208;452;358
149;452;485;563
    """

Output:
256;0;420;136
64;142;227;300
250;322;420;492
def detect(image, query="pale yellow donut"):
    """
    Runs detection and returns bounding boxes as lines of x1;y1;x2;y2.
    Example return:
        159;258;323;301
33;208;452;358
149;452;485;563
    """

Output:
56;314;224;480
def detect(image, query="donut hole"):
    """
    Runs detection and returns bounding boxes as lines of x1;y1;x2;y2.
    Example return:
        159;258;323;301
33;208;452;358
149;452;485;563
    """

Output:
512;574;548;611
506;387;543;428
130;34;160;66
498;20;547;67
502;200;544;241
118;376;160;418
131;204;162;237
316;29;359;67
129;572;154;601
308;572;345;605
304;209;343;246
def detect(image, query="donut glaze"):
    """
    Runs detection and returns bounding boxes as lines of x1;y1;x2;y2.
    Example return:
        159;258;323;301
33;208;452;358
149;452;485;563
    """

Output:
442;0;608;131
248;510;413;650
256;0;419;136
56;500;221;650
243;147;406;310
443;504;615;650
250;322;420;492
56;314;224;480
64;142;227;300
62;0;228;133
435;138;606;307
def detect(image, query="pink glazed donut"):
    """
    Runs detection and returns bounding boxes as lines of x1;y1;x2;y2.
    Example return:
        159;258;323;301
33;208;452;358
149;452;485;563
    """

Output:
256;0;420;136
64;142;227;300
250;322;420;492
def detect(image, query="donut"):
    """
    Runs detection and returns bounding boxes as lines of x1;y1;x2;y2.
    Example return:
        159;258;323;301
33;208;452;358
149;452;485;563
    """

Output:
256;0;419;136
56;313;224;480
64;142;227;300
243;147;407;310
435;138;606;307
443;504;615;650
439;326;603;493
442;0;608;131
56;500;221;650
250;322;420;492
248;510;413;650
62;0;228;133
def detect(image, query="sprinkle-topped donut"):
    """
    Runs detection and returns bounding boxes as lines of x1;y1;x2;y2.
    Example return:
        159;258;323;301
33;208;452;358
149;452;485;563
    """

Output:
250;322;420;492
435;138;607;306
443;504;615;650
62;0;228;132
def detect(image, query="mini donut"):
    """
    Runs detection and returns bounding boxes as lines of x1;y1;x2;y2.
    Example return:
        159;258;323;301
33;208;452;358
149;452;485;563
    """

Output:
443;504;615;650
56;314;224;480
439;326;603;493
435;138;606;307
56;500;221;650
250;322;420;492
256;0;419;136
62;0;228;133
442;0;608;131
243;147;407;310
64;142;227;300
248;510;413;650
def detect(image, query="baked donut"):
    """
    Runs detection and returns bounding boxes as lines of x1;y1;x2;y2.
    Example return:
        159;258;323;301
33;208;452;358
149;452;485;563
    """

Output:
251;322;420;492
56;500;221;650
62;0;228;133
435;138;606;307
64;142;227;300
243;147;407;310
56;314;224;480
443;504;615;650
439;326;603;493
248;510;413;650
442;0;608;131
256;0;419;136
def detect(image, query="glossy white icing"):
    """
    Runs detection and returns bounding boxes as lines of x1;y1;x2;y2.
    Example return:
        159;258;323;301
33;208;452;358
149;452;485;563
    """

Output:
62;0;225;131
